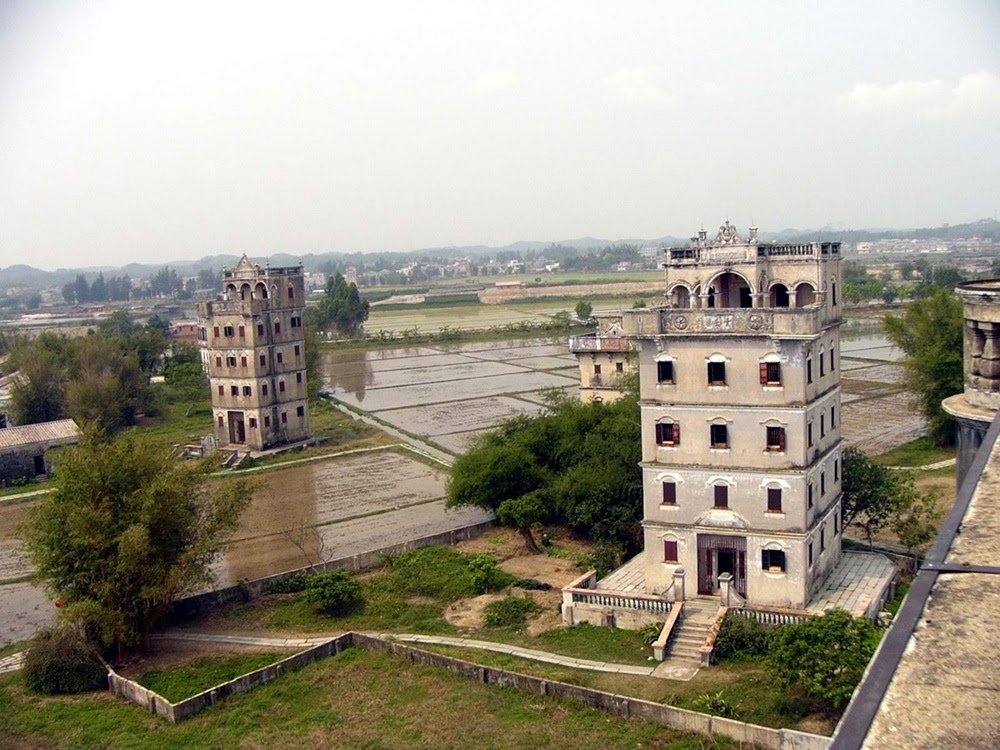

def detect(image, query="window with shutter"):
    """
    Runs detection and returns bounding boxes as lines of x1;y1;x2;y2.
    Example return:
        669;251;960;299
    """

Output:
714;484;728;508
761;549;786;571
708;361;726;385
664;540;678;563
238;325;245;338
656;422;679;446
766;426;785;451
657;361;674;384
662;482;677;505
767;487;782;512
710;424;728;449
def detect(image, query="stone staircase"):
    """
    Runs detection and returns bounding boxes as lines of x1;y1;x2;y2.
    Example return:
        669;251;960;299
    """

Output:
666;597;721;664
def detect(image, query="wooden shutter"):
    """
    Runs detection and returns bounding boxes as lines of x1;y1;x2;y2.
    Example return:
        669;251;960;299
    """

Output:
767;487;782;512
759;362;768;384
714;485;728;508
238;325;245;338
778;427;786;451
672;423;680;445
664;540;678;562
662;482;676;505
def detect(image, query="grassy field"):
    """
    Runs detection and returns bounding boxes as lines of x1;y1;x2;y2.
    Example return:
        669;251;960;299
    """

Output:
0;648;734;749
875;436;954;467
137;653;284;703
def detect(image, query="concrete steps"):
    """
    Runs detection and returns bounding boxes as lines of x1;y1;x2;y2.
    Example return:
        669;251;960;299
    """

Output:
666;599;721;663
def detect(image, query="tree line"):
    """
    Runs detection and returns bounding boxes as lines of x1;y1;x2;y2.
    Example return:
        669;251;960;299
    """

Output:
8;311;169;433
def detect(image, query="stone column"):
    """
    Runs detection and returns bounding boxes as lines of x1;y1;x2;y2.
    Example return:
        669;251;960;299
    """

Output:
718;572;733;607
672;567;686;602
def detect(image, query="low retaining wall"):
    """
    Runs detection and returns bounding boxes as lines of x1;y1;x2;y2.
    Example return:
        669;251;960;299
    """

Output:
108;631;831;747
356;634;831;750
108;634;354;723
168;519;496;622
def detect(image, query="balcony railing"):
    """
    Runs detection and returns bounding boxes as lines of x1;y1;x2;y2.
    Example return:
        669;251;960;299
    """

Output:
568;335;630;353
620;306;824;337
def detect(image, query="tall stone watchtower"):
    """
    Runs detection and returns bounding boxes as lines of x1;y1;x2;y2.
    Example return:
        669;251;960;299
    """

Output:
624;222;843;609
197;256;310;451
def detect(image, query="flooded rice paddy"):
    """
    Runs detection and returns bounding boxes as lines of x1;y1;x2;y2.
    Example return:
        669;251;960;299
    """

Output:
0;330;922;645
322;337;579;451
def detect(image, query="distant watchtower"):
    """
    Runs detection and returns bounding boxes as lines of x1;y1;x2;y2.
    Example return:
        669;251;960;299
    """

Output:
197;255;310;451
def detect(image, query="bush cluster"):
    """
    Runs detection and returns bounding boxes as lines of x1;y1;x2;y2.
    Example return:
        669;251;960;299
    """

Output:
483;596;537;628
267;573;310;595
513;578;551;591
713;612;774;661
305;569;364;616
467;554;516;594
23;627;107;695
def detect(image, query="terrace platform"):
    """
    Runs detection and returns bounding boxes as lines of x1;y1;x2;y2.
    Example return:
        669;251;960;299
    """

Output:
807;551;898;619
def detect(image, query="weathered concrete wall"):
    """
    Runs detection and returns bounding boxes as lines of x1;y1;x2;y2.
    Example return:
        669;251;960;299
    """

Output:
0;448;41;486
109;630;831;747
353;634;831;749
168;519;496;622
109;633;355;723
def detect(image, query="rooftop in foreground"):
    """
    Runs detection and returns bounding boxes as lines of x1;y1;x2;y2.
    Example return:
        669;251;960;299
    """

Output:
832;413;1000;750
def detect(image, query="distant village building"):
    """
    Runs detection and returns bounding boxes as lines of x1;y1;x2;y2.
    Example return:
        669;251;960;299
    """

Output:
0;418;80;486
344;266;359;286
568;318;635;403
197;256;310;451
168;320;200;347
563;223;896;644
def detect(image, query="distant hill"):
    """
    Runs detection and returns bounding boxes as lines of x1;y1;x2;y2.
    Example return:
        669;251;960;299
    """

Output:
3;219;998;290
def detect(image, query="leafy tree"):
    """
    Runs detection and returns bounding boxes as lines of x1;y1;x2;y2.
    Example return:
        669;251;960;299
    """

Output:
197;268;217;290
26;429;251;657
162;343;208;406
574;300;593;322
10;347;66;424
72;274;90;304
841;447;939;550
315;274;370;336
448;392;642;553
766;609;881;711
62;282;76;305
883;289;963;445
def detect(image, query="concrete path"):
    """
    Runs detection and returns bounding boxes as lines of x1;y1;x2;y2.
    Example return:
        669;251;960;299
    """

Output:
886;457;956;471
0;651;25;675
150;631;699;681
0;487;52;507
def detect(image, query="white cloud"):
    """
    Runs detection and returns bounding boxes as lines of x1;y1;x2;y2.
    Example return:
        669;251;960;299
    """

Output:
840;71;1000;119
469;68;518;98
602;67;668;105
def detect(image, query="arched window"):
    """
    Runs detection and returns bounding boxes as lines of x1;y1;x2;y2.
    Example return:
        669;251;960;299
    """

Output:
769;283;789;308
795;282;816;307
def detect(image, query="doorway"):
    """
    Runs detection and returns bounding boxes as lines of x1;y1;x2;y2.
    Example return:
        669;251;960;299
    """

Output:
696;534;747;597
227;411;246;444
33;455;45;476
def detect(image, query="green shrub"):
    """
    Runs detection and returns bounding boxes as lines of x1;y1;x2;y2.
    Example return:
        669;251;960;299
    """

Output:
387;547;477;601
766;609;882;711
23;627;107;695
267;574;309;595
637;621;664;646
713;612;775;661
585;542;625;578
467;554;516;594
483;596;537;627
693;690;741;719
305;569;364;616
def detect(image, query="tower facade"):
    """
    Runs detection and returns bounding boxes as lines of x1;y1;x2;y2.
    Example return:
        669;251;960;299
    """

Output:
624;223;843;609
198;256;310;451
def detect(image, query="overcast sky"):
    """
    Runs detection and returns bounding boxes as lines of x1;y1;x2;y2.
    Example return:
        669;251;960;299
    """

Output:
1;1;998;270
